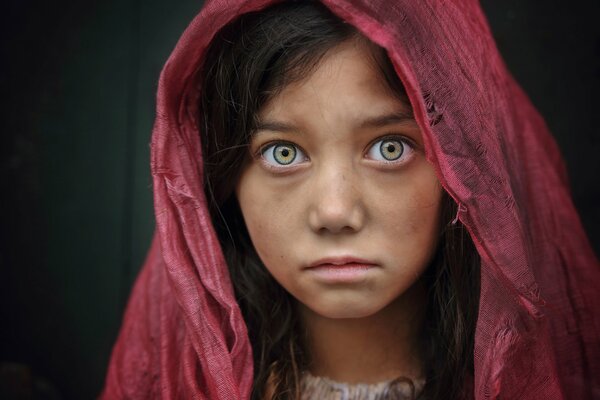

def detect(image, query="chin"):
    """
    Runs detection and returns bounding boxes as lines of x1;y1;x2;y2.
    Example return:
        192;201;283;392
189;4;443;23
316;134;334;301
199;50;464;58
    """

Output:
305;298;385;319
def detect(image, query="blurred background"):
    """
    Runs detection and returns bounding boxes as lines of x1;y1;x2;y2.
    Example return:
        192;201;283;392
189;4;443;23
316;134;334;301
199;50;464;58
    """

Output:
1;0;598;398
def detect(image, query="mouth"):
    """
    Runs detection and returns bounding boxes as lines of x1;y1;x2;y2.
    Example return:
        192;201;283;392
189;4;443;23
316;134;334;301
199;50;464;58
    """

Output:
307;256;378;268
305;256;379;283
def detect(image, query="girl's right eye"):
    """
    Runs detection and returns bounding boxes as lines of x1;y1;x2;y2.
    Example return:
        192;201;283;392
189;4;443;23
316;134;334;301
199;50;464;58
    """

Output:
260;142;308;168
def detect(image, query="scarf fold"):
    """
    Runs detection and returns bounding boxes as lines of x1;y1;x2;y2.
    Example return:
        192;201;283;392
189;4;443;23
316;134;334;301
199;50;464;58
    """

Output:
102;0;600;398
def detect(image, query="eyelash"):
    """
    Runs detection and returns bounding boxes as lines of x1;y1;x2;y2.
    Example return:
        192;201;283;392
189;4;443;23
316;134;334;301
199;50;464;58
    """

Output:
256;135;415;171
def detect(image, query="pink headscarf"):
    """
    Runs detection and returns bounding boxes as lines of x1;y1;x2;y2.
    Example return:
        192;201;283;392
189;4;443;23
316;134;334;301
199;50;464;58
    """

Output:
102;0;600;398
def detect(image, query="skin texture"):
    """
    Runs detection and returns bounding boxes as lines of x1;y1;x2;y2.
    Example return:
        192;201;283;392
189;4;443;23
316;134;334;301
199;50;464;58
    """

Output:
236;38;443;383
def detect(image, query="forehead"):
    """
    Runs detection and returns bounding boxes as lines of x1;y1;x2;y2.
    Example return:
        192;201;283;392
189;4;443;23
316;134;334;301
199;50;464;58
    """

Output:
258;38;411;123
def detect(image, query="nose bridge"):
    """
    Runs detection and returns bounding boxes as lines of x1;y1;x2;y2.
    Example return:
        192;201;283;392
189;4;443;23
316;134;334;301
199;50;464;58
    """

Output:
308;158;365;233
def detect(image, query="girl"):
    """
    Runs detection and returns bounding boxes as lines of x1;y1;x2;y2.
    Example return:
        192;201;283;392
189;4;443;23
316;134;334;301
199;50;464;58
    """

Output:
102;1;600;399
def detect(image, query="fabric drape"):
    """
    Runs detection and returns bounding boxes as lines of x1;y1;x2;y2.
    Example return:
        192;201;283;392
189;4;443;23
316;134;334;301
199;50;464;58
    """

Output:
102;0;600;398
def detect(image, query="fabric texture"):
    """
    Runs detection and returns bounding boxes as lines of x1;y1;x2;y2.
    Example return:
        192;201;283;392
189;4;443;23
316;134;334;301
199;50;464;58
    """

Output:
101;0;600;399
300;372;425;400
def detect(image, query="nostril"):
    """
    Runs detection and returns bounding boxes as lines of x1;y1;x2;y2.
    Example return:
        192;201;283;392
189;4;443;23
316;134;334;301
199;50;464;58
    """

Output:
318;224;356;235
308;199;366;234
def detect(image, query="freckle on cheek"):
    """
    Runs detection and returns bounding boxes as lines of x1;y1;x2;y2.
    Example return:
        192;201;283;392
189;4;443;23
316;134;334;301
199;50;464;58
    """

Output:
396;214;421;236
408;218;420;235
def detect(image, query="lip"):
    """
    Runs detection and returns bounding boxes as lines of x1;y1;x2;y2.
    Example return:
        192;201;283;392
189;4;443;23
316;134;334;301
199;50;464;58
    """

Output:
307;256;378;269
305;256;379;283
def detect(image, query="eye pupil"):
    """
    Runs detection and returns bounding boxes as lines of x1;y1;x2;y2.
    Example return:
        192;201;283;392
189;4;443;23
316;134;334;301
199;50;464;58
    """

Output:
379;140;403;161
281;149;289;157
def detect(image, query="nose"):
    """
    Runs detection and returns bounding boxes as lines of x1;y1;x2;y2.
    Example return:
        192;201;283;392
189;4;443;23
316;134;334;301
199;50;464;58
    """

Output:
307;165;366;234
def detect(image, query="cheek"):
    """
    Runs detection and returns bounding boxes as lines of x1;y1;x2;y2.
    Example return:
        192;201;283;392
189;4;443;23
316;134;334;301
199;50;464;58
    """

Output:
242;207;300;286
236;169;299;270
372;172;443;258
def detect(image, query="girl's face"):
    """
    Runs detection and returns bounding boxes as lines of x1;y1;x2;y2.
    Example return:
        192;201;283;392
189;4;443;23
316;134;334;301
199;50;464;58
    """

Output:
236;39;443;319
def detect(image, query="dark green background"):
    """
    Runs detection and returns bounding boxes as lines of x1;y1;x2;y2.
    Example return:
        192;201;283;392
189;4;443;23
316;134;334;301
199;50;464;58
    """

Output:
1;1;598;398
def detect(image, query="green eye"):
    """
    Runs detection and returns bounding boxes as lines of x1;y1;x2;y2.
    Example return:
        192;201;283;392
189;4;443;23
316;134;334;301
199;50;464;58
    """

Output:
273;144;297;165
379;139;403;161
366;136;413;164
261;142;306;167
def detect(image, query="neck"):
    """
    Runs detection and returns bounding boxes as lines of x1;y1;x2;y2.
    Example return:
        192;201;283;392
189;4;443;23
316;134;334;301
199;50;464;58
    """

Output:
298;280;427;385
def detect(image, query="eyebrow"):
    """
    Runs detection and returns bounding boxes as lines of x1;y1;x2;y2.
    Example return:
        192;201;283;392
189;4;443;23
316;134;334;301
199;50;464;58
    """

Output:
253;120;297;134
253;111;415;134
358;110;414;129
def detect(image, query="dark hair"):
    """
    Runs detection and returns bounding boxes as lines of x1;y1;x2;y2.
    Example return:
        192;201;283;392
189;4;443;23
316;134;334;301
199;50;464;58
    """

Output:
198;2;480;399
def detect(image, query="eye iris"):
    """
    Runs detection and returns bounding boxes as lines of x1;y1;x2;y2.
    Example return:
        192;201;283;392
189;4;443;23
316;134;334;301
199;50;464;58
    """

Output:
273;144;296;165
380;140;403;161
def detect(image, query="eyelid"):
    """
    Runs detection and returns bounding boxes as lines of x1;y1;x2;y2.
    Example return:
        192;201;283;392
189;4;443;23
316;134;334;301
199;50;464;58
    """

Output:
256;140;303;158
367;134;414;147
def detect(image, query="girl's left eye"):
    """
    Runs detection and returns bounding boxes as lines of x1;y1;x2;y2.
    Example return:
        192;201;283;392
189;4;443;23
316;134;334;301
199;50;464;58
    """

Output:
366;137;414;163
261;142;307;167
